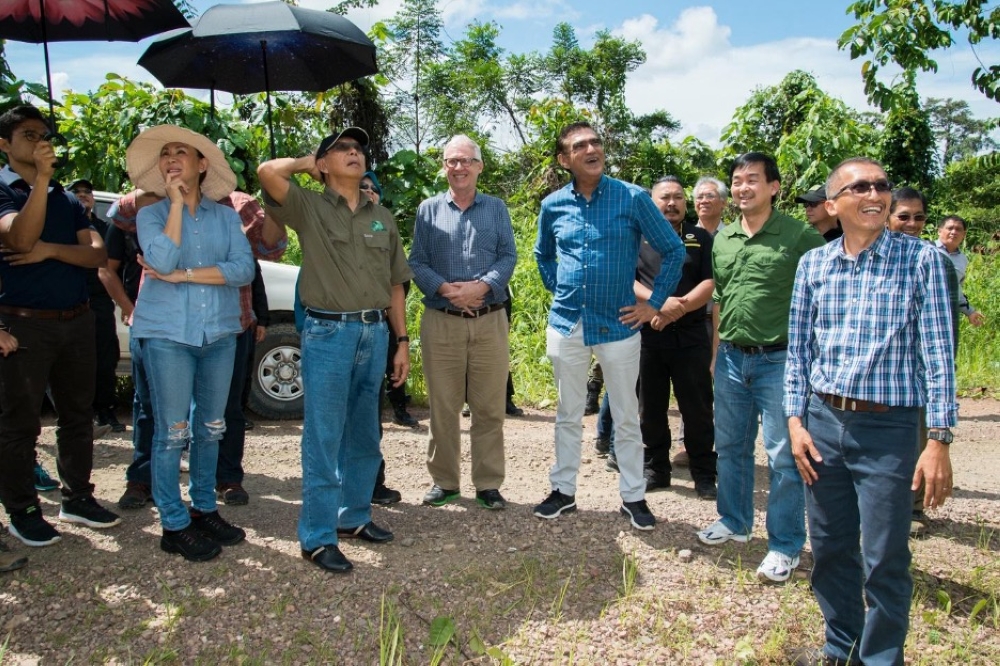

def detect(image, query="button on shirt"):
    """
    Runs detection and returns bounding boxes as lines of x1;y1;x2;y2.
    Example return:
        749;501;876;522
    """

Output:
783;230;957;428
535;175;685;346
409;191;517;310
132;197;254;346
713;209;825;346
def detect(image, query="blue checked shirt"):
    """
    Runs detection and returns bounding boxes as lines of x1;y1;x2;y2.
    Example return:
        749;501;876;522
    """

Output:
783;230;957;428
409;191;517;310
535;175;685;346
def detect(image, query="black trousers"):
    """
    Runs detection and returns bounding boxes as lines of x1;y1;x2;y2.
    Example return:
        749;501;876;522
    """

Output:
638;344;716;484
92;298;119;412
0;312;97;511
217;326;254;484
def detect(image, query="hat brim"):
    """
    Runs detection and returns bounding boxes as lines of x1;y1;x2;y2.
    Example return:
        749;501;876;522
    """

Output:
126;125;236;202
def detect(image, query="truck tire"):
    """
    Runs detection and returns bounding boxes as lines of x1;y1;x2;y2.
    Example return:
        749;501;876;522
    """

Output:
247;323;303;420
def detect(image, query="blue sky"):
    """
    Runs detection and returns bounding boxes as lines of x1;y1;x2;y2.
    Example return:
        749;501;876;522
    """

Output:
4;1;997;145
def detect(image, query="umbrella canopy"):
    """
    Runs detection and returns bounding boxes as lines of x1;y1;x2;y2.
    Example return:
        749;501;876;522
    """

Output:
138;1;378;158
0;0;190;118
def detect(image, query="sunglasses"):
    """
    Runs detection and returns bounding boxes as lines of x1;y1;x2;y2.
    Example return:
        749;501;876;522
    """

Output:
567;137;603;153
359;184;376;192
891;213;927;223
803;201;823;208
830;179;893;199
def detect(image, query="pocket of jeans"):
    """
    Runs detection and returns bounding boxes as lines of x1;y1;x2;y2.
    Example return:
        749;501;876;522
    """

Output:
304;318;344;339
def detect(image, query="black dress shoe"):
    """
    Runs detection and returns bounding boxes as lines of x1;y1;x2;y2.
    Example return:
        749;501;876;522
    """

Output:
302;544;353;573
644;474;671;492
695;480;718;500
337;521;394;543
392;405;419;428
505;401;524;417
371;485;402;505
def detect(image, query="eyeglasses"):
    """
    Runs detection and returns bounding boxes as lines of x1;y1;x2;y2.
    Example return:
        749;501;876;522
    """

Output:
444;157;480;169
329;140;363;153
17;129;49;143
567;137;603;153
359;184;376;192
694;193;719;201
830;179;892;199
891;213;927;223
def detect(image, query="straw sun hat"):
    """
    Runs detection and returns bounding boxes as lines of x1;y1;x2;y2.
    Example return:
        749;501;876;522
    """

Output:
126;125;236;201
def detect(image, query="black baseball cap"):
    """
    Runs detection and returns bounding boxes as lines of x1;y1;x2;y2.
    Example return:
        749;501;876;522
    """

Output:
316;127;370;159
795;185;826;204
69;178;94;192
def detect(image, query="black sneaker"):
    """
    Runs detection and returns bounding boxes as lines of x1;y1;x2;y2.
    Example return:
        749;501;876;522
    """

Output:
606;452;619;472
695;480;718;500
118;481;153;510
621;499;656;531
9;506;62;547
190;510;246;546
98;409;126;433
371;484;402;506
0;535;28;573
593;437;611;457
161;525;222;562
476;489;507;510
505;401;524;417
216;483;250;506
392;405;419;428
645;472;671;492
533;490;576;519
59;495;121;529
422;485;460;506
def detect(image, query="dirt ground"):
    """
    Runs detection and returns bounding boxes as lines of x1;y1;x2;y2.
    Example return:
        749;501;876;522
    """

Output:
1;398;998;665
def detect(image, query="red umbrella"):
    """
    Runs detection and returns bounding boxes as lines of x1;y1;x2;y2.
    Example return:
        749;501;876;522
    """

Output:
0;0;190;119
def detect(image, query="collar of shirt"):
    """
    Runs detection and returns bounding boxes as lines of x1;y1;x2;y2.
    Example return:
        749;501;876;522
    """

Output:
0;164;61;193
321;185;373;210
569;173;608;200
933;239;961;256
723;208;787;239
827;227;891;264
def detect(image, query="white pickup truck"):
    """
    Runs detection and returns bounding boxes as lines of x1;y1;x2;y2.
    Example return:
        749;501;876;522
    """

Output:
94;192;304;420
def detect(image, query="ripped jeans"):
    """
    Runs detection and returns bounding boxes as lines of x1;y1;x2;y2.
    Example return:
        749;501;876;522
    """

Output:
142;336;236;531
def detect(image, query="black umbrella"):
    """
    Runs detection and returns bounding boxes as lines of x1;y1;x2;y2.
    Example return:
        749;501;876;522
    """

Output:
0;0;190;120
138;1;378;159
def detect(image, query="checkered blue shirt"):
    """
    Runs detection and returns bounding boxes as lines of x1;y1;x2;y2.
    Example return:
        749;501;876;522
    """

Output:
783;230;958;428
535;175;685;346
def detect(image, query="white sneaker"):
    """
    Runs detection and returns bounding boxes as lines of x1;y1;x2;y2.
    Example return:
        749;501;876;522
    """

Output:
696;519;751;546
179;450;190;473
756;550;800;583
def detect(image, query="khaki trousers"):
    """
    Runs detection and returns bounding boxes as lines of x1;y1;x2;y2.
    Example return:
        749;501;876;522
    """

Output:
421;307;508;490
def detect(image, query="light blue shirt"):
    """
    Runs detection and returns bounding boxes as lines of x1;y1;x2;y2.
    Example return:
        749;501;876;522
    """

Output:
409;191;517;310
132;197;254;346
534;175;685;346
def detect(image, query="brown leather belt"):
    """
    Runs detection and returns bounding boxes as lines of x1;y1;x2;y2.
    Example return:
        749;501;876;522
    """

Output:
0;302;90;321
438;303;505;319
817;393;890;413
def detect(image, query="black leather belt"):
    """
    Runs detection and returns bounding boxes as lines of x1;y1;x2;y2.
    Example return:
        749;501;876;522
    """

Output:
0;302;90;321
305;308;386;324
727;341;788;354
438;303;505;319
817;393;890;413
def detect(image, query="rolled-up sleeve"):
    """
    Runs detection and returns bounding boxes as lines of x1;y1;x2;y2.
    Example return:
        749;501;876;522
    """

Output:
534;207;557;293
137;204;181;275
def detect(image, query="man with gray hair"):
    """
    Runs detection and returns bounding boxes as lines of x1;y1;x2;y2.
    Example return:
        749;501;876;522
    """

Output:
409;135;517;511
693;176;728;237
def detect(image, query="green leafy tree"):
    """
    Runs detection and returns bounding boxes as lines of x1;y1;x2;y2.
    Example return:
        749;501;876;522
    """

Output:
841;0;1000;108
721;71;880;204
925;96;999;166
878;82;937;189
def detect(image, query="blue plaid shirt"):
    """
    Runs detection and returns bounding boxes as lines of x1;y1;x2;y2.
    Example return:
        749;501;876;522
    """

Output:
535;175;685;346
409;191;517;310
784;229;957;428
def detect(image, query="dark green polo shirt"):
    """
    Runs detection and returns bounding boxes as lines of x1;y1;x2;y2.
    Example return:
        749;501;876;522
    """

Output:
265;182;412;312
712;209;824;346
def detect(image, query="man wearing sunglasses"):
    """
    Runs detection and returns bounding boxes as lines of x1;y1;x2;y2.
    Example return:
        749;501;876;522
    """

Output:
783;158;956;666
795;185;842;242
259;128;413;574
0;105;122;551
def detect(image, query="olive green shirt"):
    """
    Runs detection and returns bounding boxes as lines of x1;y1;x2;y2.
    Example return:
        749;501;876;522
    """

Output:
265;181;412;311
712;209;824;345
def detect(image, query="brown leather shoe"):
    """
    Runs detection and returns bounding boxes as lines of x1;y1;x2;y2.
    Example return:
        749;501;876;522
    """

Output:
117;482;153;510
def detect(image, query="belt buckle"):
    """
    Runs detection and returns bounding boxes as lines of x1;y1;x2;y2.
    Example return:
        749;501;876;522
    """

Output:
830;394;848;411
361;309;381;324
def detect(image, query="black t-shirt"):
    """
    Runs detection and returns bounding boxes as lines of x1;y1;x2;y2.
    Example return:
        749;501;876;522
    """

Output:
104;223;142;305
637;222;713;349
86;213;113;305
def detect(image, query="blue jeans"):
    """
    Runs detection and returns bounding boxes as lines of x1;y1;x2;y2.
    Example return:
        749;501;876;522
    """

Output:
805;394;918;666
298;317;387;551
143;336;236;531
125;334;154;485
714;343;805;556
597;392;614;444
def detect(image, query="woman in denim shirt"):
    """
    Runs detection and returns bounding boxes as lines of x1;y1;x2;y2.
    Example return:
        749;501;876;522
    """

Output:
127;125;254;562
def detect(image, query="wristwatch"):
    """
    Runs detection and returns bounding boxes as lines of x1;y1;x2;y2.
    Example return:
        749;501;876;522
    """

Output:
396;335;410;344
185;268;194;283
927;428;954;444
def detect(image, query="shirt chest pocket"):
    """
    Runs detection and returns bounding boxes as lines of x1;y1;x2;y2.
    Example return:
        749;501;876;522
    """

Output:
363;232;390;253
866;286;913;334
